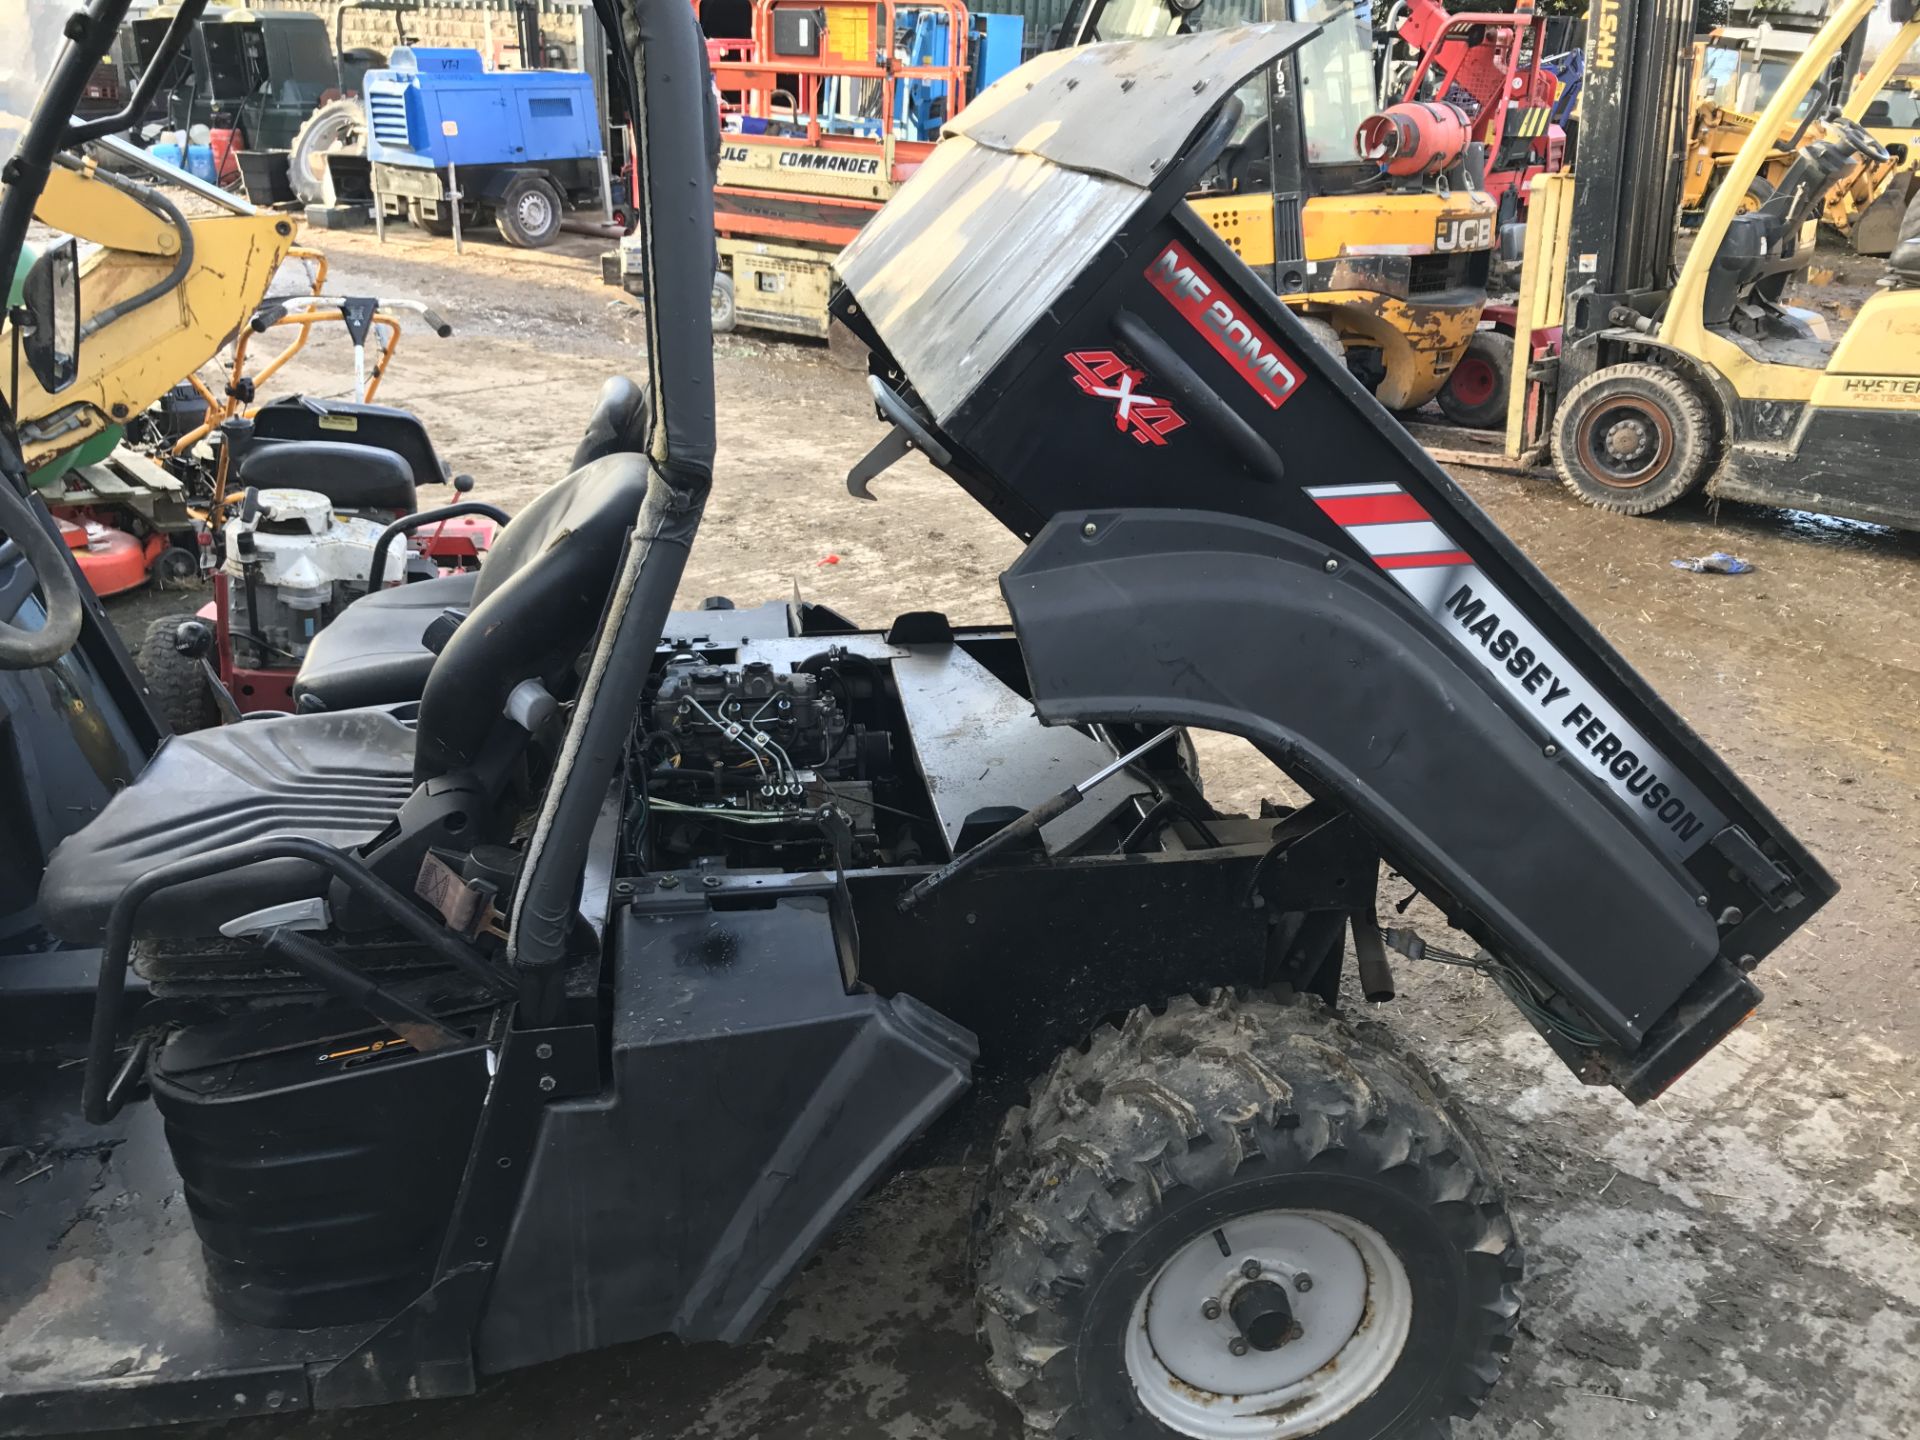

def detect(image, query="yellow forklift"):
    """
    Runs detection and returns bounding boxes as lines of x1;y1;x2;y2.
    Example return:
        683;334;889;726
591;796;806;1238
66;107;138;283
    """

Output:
1060;0;1498;412
1510;0;1920;530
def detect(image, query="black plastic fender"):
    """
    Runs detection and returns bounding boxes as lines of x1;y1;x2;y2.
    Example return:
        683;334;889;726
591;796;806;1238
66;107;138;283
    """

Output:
1002;507;1719;1046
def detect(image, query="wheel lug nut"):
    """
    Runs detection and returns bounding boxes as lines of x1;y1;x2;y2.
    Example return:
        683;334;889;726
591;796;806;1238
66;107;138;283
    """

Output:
1294;1274;1313;1293
1241;1259;1262;1280
1229;1337;1250;1357
1201;1300;1222;1320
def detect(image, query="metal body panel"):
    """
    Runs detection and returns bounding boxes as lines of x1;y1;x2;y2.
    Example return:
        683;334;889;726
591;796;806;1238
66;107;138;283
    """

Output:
890;641;1149;856
1002;509;1716;1045
944;24;1314;187
475;896;974;1368
1715;404;1920;530
836;25;1312;423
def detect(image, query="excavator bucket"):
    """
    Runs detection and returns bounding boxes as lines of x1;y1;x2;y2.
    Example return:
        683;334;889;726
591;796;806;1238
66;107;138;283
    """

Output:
833;26;1835;1100
1853;168;1916;257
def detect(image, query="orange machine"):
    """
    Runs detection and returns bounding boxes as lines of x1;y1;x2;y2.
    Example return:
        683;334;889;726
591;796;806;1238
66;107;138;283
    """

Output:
613;0;981;341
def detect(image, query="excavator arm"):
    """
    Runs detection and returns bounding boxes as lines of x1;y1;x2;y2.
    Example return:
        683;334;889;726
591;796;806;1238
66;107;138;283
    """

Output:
4;155;294;473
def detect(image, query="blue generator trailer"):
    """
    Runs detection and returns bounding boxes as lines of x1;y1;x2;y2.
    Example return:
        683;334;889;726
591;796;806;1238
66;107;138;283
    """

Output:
364;48;609;249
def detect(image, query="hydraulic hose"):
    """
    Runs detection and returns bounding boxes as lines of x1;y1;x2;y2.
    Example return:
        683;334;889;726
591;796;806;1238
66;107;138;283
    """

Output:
63;157;196;343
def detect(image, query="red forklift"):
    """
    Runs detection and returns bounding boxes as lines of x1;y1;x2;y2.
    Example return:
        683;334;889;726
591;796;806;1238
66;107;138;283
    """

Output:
1394;0;1570;427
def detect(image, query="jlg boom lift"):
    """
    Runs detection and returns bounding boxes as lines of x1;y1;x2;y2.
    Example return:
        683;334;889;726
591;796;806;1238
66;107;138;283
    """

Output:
2;3;1831;1437
608;0;1022;340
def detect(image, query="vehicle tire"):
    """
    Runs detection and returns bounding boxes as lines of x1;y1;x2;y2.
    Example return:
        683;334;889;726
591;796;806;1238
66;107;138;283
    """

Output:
1552;362;1715;516
1436;330;1513;430
1739;175;1774;214
150;542;201;590
1296;315;1346;365
711;271;738;334
977;990;1522;1440
288;97;365;205
138;613;217;734
494;174;564;248
410;203;455;237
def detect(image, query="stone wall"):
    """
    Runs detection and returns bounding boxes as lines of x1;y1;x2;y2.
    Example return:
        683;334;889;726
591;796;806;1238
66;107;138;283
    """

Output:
248;0;587;71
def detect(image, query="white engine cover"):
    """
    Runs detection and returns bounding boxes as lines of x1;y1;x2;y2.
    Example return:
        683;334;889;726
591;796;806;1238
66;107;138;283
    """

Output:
223;487;408;608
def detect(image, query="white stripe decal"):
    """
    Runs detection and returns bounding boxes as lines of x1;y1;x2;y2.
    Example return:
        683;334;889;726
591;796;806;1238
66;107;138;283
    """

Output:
1304;481;1403;498
1344;520;1456;557
1386;561;1724;861
1308;490;1723;861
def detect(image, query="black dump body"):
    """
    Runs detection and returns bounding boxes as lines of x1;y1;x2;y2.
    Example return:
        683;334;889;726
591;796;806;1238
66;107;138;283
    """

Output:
831;24;1834;1094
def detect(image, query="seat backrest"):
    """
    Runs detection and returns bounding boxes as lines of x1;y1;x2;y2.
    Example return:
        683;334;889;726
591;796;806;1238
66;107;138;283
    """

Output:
412;451;651;780
236;440;416;514
569;375;651;473
1892;188;1920;285
466;375;652;613
251;396;448;490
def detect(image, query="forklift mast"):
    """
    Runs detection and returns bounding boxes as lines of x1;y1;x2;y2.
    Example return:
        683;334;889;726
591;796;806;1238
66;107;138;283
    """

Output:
1561;0;1695;336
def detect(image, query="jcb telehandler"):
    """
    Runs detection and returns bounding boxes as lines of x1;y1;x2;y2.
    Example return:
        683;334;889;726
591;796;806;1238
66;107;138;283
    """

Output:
1058;0;1500;414
0;2;1832;1438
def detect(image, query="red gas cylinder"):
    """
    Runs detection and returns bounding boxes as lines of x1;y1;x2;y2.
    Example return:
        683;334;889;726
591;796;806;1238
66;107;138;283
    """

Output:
1356;102;1472;178
208;126;242;186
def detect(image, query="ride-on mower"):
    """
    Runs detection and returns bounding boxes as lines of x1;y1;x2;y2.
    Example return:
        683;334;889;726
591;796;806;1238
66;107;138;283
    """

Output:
0;4;1832;1439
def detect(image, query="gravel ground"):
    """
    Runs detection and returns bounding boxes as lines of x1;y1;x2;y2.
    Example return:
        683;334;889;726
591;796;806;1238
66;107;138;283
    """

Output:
82;224;1920;1440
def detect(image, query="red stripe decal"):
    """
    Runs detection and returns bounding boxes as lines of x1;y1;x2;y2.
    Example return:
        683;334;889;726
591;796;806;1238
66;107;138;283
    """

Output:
1374;550;1474;570
1313;492;1432;527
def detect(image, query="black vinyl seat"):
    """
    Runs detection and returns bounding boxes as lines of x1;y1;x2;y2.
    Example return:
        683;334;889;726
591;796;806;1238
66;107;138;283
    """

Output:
1891;190;1920;287
295;572;480;711
39;444;654;945
251;396;450;491
38;709;418;940
237;439;418;513
293;376;653;713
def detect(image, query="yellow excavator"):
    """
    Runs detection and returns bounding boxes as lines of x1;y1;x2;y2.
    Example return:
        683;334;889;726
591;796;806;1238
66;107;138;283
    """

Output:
1058;0;1497;412
6;133;296;589
1686;19;1915;254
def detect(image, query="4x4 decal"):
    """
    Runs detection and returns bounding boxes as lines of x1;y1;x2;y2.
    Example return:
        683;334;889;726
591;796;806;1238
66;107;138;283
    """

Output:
1065;350;1187;445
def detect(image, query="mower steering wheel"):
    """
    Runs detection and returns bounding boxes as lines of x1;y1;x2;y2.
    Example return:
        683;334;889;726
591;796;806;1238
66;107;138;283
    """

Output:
0;476;86;670
1831;110;1893;166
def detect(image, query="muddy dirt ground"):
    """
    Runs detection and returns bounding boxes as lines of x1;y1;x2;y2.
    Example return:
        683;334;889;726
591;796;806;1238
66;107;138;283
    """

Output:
87;226;1920;1440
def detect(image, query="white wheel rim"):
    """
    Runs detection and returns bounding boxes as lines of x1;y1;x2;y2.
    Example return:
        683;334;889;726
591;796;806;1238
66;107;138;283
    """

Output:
518;191;553;234
1125;1209;1412;1439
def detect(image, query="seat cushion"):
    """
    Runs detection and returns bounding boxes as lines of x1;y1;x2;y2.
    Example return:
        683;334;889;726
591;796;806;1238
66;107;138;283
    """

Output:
294;571;479;712
38;709;417;942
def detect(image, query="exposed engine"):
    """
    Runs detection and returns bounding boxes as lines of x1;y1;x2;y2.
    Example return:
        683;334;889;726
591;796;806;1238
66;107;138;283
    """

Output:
638;649;906;870
220;487;406;669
